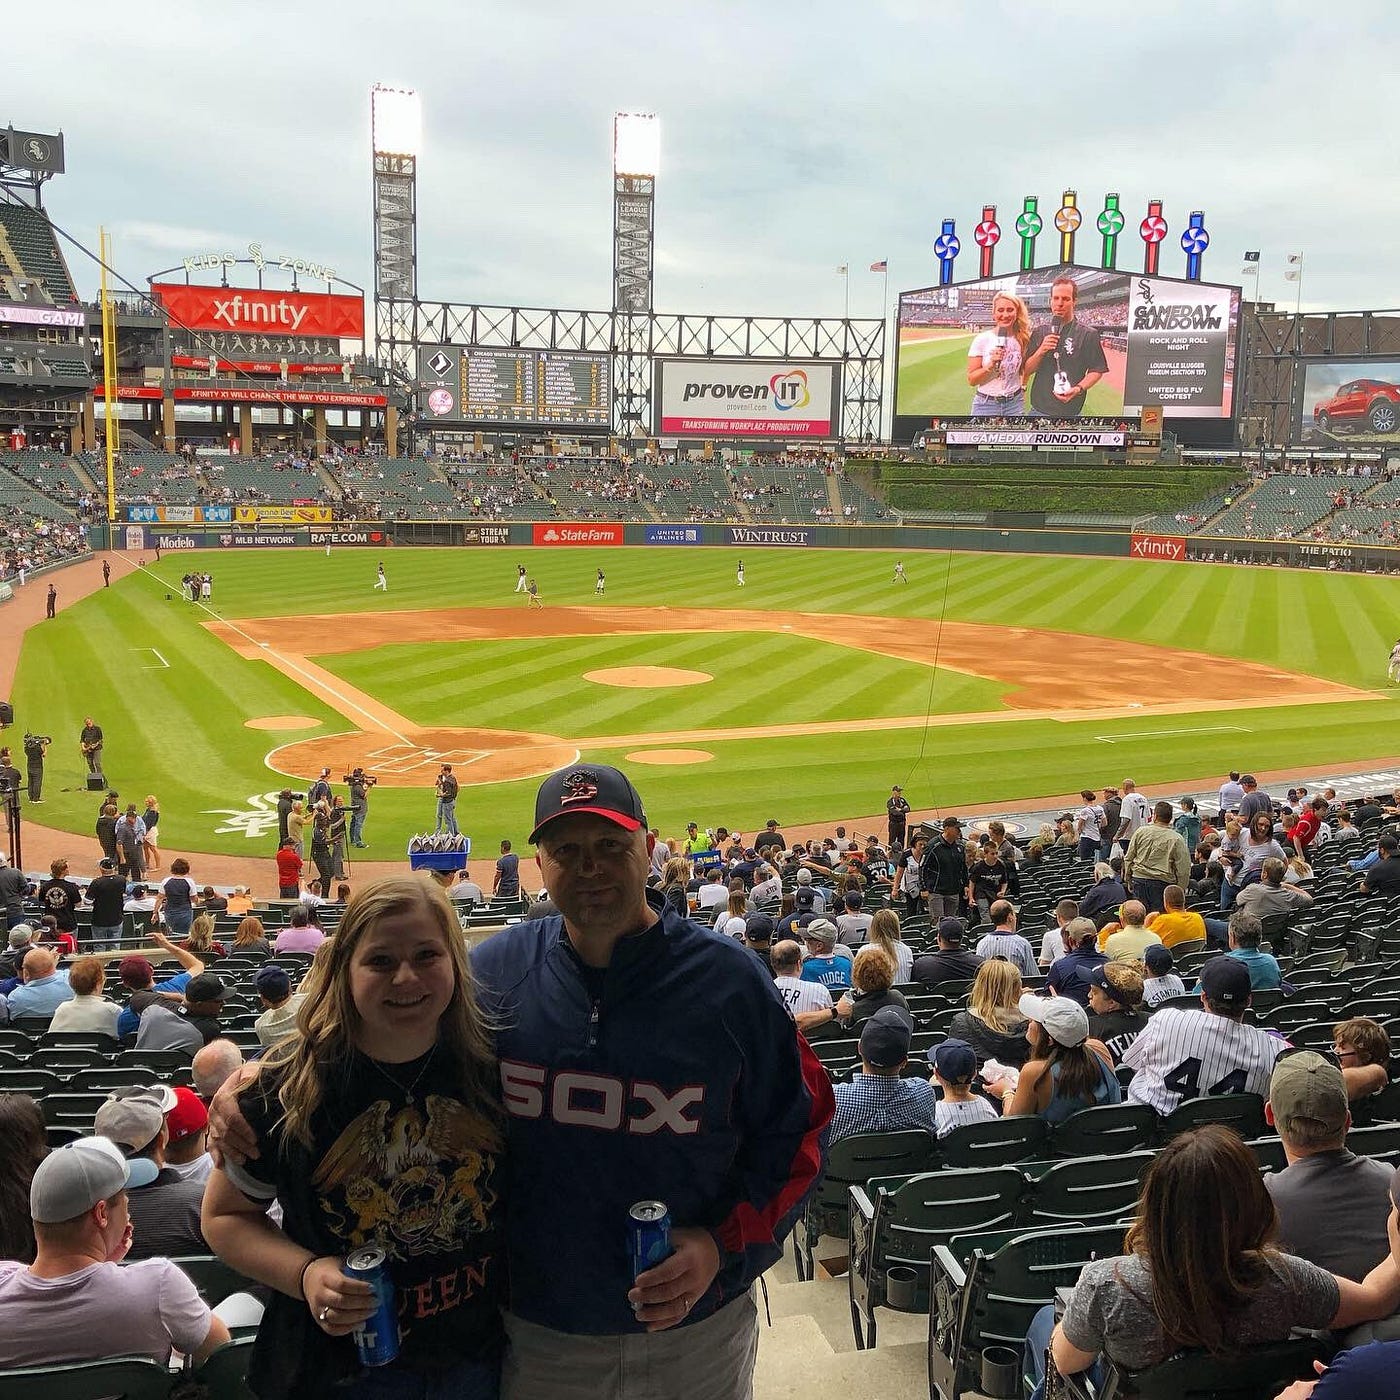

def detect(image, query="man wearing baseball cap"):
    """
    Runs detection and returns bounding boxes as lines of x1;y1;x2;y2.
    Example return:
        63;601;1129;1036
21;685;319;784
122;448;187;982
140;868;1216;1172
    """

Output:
0;1136;229;1369
1264;1051;1396;1288
798;917;854;992
163;1086;213;1185
1121;955;1285;1115
82;856;128;952
467;763;834;1397
920;816;969;920
94;1086;209;1259
114;930;206;1040
886;785;910;847
830;1007;936;1142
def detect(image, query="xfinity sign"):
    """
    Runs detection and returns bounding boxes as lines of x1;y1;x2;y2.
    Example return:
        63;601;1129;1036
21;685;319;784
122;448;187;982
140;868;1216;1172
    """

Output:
657;358;840;439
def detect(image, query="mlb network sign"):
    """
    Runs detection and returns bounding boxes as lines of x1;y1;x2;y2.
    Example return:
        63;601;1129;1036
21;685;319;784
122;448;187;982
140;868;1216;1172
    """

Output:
656;358;839;438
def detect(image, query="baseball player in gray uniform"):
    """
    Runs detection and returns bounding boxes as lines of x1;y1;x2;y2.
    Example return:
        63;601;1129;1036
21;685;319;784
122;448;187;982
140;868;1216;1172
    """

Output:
1122;956;1284;1115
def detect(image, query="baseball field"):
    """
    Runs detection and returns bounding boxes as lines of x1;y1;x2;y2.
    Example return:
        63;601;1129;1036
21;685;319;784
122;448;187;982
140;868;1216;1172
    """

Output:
12;544;1400;859
896;329;1125;417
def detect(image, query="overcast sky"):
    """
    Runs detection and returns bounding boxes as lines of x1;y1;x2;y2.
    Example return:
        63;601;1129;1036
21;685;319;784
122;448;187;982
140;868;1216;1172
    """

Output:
12;0;1398;321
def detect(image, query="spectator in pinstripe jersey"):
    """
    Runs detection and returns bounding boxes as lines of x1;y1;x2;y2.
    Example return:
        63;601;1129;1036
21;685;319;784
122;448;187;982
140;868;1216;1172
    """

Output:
1121;956;1284;1116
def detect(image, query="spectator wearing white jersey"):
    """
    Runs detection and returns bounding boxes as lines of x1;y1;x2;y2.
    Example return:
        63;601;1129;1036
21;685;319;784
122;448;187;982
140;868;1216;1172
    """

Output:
1121;956;1285;1116
770;939;836;1034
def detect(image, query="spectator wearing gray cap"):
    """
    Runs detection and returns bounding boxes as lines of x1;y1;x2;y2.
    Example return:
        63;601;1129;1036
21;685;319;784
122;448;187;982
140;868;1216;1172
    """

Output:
830;1008;937;1142
0;1136;228;1368
1265;1051;1397;1293
0;924;34;982
93;1087;209;1260
254;965;304;1048
799;917;853;992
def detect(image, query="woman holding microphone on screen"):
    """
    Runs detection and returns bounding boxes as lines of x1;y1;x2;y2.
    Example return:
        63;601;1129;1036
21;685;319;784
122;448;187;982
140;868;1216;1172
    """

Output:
966;292;1031;416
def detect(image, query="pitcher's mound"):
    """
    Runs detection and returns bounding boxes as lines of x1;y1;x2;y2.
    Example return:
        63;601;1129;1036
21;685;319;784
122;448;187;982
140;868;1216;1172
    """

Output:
584;666;712;688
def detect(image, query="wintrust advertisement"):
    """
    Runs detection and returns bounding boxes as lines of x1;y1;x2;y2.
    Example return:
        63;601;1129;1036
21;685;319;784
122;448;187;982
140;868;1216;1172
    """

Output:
151;283;365;339
655;359;841;438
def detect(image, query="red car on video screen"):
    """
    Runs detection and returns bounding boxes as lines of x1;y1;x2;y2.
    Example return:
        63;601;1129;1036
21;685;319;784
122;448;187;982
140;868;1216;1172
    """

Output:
1313;378;1400;435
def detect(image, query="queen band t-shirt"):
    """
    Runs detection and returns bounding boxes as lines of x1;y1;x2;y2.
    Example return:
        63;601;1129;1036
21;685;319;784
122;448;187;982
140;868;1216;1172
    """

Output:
227;1049;504;1398
1024;318;1109;416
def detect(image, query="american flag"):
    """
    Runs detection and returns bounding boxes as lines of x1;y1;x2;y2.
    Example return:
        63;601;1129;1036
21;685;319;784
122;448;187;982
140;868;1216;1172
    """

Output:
869;260;888;273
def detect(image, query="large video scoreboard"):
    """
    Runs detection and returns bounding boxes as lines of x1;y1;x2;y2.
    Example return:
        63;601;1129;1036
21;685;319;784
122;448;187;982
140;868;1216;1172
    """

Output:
416;345;610;428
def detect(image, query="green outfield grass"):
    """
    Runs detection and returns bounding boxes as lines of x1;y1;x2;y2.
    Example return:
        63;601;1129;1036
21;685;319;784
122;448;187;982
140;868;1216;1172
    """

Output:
896;331;1123;417
12;545;1400;859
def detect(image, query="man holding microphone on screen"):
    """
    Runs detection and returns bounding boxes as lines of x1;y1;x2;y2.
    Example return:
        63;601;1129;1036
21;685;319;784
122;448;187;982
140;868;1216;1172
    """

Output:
1023;276;1109;417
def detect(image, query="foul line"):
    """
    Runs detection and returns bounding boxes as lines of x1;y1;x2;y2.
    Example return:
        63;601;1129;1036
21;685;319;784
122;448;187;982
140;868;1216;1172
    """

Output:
1094;725;1251;743
131;646;169;670
137;562;414;746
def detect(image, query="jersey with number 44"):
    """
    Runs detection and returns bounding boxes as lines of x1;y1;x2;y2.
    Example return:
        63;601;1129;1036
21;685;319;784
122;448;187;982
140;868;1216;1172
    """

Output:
1122;1008;1285;1115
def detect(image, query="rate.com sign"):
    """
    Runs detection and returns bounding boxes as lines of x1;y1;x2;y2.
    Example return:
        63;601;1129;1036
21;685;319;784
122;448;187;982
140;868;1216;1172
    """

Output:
151;283;365;339
655;358;841;438
532;523;624;546
1130;533;1187;561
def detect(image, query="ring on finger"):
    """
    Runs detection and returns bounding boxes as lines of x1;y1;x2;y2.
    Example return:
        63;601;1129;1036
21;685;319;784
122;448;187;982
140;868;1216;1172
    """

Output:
319;1306;330;1322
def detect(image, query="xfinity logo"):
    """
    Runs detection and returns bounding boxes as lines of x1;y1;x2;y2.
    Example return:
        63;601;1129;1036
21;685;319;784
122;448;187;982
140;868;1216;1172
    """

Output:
210;295;310;332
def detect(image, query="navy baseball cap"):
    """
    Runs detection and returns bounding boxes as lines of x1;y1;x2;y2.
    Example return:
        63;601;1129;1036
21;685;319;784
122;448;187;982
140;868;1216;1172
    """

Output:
529;764;646;844
859;1007;915;1068
1143;944;1174;975
1087;964;1132;1006
1200;956;1253;1008
743;913;775;943
932;1038;977;1083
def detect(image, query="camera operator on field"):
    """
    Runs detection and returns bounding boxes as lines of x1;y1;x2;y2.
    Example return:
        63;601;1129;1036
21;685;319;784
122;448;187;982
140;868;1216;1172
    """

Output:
23;733;50;804
344;767;376;849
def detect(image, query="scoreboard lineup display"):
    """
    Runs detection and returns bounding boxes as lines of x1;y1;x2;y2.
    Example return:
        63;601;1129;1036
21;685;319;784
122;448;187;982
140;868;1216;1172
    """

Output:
417;345;609;427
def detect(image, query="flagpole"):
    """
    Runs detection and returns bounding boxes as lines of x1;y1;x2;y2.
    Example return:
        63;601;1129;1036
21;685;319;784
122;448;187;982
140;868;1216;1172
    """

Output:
844;261;850;321
1294;255;1304;318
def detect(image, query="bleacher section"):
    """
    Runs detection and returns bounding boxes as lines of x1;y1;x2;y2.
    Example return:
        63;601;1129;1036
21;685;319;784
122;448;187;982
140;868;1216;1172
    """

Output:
0;201;77;303
651;459;735;520
0;449;91;506
437;460;553;519
337;456;463;518
202;453;326;504
81;449;205;505
1318;477;1400;545
1202;473;1353;540
742;457;838;522
530;457;652;521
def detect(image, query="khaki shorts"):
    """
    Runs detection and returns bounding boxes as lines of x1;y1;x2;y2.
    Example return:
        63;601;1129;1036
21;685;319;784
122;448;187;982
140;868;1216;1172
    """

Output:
502;1289;759;1400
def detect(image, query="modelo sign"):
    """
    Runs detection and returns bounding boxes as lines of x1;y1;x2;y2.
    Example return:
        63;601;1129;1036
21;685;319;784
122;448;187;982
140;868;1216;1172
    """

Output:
656;358;841;438
151;283;365;339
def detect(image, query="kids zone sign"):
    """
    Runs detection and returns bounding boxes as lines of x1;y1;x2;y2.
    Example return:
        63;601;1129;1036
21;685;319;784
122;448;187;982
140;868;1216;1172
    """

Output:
654;358;841;438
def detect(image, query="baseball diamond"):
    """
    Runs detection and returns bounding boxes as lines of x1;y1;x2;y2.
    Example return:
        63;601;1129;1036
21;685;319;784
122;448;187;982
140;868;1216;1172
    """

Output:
8;543;1400;862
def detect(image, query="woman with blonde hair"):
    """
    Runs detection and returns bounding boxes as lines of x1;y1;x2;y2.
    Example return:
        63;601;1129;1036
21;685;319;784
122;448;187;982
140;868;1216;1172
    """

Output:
967;291;1031;416
232;915;272;957
865;907;914;983
181;912;227;960
946;959;1031;1068
140;794;160;873
660;856;691;917
287;799;307;857
203;874;506;1400
716;888;749;939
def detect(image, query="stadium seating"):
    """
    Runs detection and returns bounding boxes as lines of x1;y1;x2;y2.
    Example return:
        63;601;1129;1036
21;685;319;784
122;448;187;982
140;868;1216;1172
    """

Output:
1054;1338;1326;1400
741;456;839;522
0;202;78;303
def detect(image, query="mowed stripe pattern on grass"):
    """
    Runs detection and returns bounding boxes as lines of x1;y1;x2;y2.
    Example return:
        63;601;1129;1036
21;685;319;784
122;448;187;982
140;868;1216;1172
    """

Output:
320;632;1009;737
11;547;1400;857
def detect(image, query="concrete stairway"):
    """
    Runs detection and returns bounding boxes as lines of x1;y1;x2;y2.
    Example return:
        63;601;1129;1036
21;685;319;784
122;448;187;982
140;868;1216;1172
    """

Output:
755;1238;928;1400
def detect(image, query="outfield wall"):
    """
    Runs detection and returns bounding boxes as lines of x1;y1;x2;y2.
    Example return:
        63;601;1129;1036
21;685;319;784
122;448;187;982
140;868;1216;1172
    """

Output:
98;520;1400;573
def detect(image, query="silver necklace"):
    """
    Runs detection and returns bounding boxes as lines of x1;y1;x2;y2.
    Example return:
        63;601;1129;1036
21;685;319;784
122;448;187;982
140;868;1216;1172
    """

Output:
363;1042;437;1100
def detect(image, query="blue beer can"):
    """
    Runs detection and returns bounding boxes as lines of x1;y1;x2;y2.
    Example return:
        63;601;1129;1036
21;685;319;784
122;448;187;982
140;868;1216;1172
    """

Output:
628;1200;673;1280
345;1245;400;1367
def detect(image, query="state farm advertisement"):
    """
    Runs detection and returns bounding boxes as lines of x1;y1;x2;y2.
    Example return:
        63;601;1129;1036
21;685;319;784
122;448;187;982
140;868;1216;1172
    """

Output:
151;283;365;339
532;524;623;546
655;358;841;438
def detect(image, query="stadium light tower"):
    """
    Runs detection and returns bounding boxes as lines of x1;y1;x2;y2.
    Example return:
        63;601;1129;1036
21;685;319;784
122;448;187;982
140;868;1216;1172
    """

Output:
371;84;421;414
612;111;658;442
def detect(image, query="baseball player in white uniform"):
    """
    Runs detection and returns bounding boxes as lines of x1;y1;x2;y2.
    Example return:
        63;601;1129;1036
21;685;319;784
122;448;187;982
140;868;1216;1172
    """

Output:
736;558;746;586
1121;956;1284;1115
374;562;387;591
1389;639;1400;684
